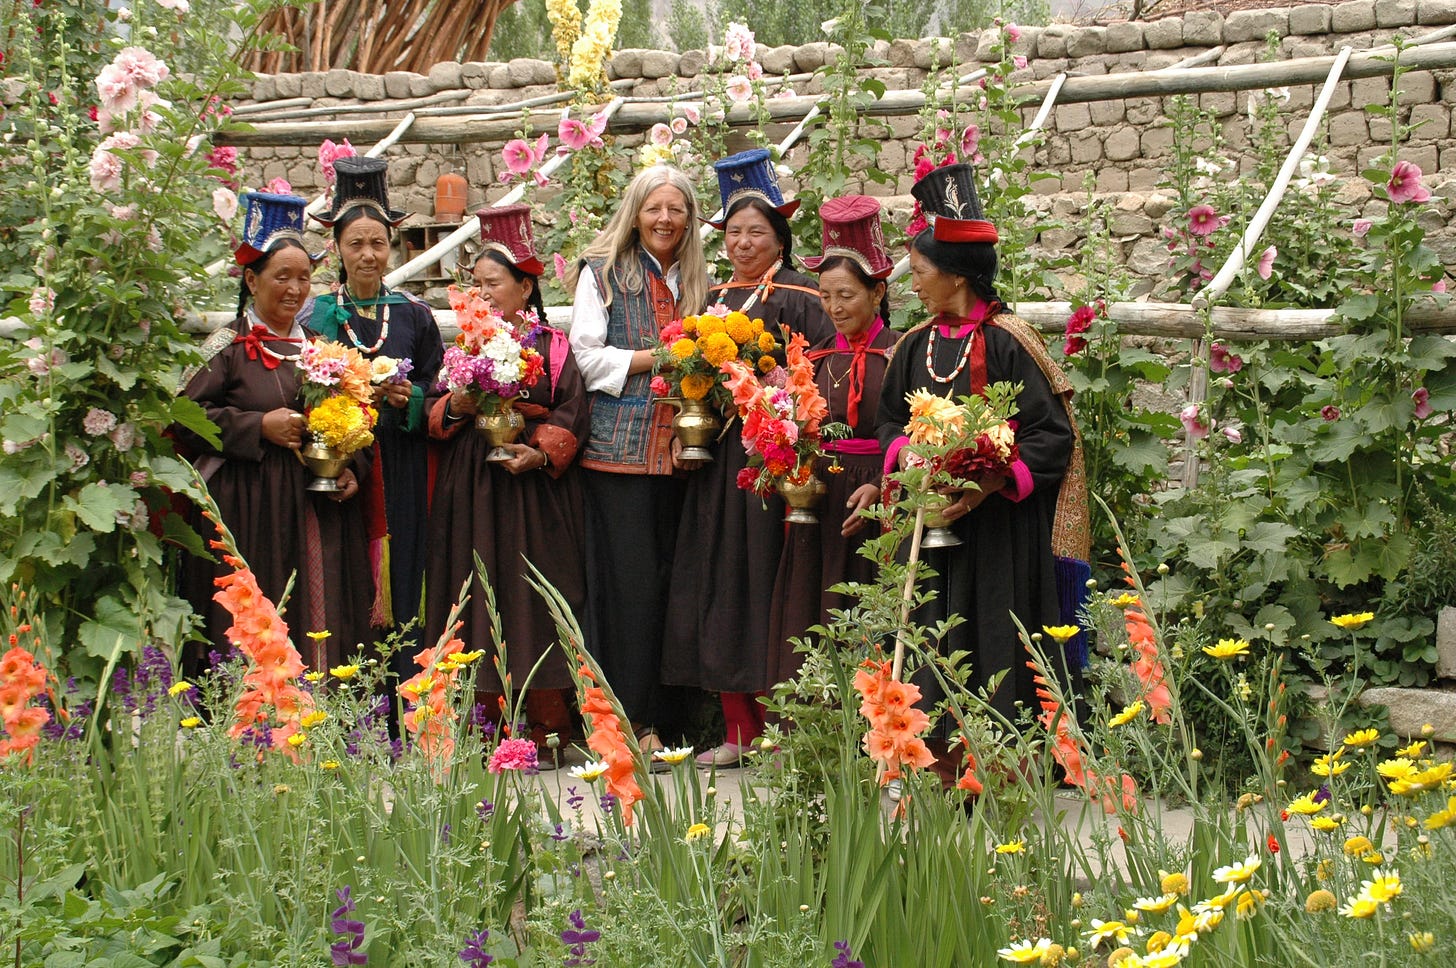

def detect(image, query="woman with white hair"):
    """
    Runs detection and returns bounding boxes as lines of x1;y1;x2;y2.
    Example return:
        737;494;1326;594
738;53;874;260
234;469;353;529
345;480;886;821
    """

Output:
567;164;710;750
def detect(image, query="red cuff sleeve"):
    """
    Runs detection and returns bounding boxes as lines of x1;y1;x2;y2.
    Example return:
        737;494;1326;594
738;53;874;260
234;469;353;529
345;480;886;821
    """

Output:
1002;459;1034;503
428;395;468;440
530;424;579;479
884;435;910;475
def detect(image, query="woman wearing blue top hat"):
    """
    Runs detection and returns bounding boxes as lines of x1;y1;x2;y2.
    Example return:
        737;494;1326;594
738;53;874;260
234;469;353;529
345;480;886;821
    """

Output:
874;163;1088;744
176;192;374;671
306;156;444;659
657;148;835;768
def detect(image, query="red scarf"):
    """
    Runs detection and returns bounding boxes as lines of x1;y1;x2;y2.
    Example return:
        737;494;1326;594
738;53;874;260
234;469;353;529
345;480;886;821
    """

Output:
806;318;888;426
232;324;300;370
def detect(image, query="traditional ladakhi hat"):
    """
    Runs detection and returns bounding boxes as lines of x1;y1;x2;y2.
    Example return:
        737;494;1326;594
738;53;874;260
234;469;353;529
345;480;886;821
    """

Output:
312;156;408;228
234;191;325;266
800;195;894;279
475;204;546;277
706;147;801;228
909;162;999;244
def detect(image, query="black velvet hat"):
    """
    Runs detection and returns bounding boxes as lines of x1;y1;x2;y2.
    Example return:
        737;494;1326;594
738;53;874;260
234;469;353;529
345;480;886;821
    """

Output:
312;156;408;228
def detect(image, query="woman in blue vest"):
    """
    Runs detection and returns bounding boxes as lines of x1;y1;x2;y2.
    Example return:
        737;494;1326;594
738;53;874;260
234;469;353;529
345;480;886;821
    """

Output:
567;165;710;750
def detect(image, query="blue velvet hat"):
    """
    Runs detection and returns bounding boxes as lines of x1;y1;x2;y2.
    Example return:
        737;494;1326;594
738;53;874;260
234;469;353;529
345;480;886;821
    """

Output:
707;148;800;228
312;156;408;228
233;192;324;266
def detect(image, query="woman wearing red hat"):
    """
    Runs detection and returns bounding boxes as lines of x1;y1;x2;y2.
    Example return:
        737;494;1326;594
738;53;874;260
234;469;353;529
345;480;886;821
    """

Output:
176;192;373;669
767;195;899;683
425;204;588;756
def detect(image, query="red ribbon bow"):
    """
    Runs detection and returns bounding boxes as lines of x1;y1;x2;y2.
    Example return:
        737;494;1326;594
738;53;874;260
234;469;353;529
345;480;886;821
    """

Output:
232;324;300;370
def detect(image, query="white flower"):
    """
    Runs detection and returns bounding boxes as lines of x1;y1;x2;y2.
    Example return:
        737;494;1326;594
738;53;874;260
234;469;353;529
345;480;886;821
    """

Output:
725;75;752;104
212;187;238;222
369;356;400;384
82;408;118;436
649;122;673;147
110;422;137;452
28;287;54;316
568;760;610;781
821;17;840;34
154;0;191;11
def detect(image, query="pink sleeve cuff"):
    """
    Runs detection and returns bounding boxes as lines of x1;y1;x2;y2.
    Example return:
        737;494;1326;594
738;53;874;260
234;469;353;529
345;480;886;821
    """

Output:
1003;459;1034;502
884;435;910;475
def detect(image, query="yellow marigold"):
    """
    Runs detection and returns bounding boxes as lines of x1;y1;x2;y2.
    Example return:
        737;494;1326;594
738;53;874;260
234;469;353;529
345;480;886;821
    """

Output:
724;311;754;344
670;337;698;360
1109;592;1140;608
905;388;964;444
680;373;715;401
308;395;375;453
1342;728;1380;748
699;331;739;368
994;839;1026;854
331;664;360;680
1304;889;1337;913
1109;701;1144;728
1389;762;1454;796
180;716;202;729
304;671;324;683
757;330;778;352
1409;931;1435;953
1330;611;1375;630
685;822;711;843
287;732;306;748
696;313;726;337
1343;835;1375;858
681;315;699;335
757;355;777;374
1423;795;1456;830
1042;624;1080;644
1286;791;1326;816
321;759;341;770
1202;637;1250;661
1159;871;1189;896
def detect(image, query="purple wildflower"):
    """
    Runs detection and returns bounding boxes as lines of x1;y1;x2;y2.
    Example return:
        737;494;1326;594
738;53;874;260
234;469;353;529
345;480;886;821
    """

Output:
459;928;494;967
560;908;600;966
477;799;495;822
831;941;865;968
550;823;568;842
566;786;585;811
598;793;616;815
330;886;367;965
441;823;452;845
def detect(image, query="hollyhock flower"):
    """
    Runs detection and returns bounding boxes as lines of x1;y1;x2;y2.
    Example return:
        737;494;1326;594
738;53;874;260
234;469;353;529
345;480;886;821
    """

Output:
1208;343;1242;373
205;144;239;176
1188;204;1220;236
679;103;700;125
1063;335;1087;356
89;142;125;192
1005;22;1022;41
501;138;535;174
1387;160;1431;204
1064;304;1096;335
82;408;117;436
553;252;567;282
264;176;292;194
747;60;764;81
649;122;673;147
212;187;238;222
557;117;594;151
1180;404;1209;439
1352;218;1373;237
110;422;137;452
1412;387;1433;420
1256;245;1276;280
724;22;755;62
317;138;355;184
670;116;688;135
725;75;753;103
27;287;54;316
155;0;190;10
1320;405;1340;421
1434;280;1447;293
1222;425;1242;444
771;87;796;100
1013;55;1028;69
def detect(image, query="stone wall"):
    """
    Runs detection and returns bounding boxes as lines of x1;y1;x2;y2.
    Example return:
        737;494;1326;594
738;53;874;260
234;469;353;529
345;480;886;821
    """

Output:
240;1;1456;294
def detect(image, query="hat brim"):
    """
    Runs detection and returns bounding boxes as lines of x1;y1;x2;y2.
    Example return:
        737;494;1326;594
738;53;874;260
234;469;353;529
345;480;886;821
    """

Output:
234;242;327;267
800;252;894;279
706;198;801;230
310;200;409;229
930;216;998;244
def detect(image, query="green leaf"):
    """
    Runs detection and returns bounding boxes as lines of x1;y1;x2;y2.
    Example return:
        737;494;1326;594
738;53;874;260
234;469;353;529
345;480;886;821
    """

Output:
1109;432;1170;475
65;482;134;534
1242;521;1300;555
78;595;145;659
170;396;220;451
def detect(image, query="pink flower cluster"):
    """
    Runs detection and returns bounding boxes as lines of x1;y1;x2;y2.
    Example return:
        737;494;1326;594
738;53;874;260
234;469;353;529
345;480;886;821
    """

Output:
317;138;356;185
94;47;169;117
89;131;158;193
487;736;539;773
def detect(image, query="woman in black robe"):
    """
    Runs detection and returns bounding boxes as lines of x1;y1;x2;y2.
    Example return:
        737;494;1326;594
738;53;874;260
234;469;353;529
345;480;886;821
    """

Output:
425;205;589;752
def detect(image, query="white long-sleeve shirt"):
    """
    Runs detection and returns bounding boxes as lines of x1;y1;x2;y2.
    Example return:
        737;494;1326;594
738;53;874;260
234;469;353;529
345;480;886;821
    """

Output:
568;256;681;396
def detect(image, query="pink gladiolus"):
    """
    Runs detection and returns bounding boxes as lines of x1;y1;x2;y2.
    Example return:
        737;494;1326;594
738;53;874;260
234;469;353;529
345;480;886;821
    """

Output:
212;187;238;222
1412;387;1433;420
1321;405;1341;422
1387;160;1431;204
501;138;535;174
1188;204;1220;237
1352;218;1373;238
1256;245;1276;280
649;122;673;147
725;75;752;104
1180;404;1209;439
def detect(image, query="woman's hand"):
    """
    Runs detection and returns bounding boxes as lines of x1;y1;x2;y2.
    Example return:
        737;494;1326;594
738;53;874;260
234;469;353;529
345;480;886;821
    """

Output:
374;381;411;409
331;468;359;502
933;473;1007;524
263;408;306;449
670;435;705;471
447;391;479;418
841;483;880;537
499;443;550;476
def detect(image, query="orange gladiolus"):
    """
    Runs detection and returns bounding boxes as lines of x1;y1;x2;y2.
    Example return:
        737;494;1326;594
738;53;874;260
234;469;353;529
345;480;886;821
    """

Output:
854;657;936;784
579;684;644;825
400;638;464;767
0;644;51;765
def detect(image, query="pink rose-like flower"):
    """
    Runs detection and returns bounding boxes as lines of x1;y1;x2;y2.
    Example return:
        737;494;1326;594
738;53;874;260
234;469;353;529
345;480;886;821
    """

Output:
212;187;238;222
724;22;755;62
747;60;764;81
553;253;567;282
1352;218;1373;238
28;287;54;316
650;375;671;397
670;116;688;135
501;138;535;175
1412;387;1433;420
1180;404;1209;439
725;75;753;104
264;176;293;194
1256;245;1276;280
1005;22;1022;42
1064;304;1096;336
1321;405;1341;422
1387;160;1432;205
1221;425;1242;444
1188;204;1220;237
961;124;980;157
1063;335;1087;357
1209;342;1243;373
1013;55;1028;69
487;737;539;773
649;122;673;147
111;422;137;452
89;142;125;192
205;144;239;176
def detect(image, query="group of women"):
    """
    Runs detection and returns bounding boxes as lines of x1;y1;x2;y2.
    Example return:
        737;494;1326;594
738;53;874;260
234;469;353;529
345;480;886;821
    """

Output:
179;149;1086;773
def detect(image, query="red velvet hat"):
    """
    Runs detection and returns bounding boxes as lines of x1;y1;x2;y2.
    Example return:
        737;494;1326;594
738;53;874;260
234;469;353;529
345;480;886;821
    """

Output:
475;204;546;277
800;194;894;279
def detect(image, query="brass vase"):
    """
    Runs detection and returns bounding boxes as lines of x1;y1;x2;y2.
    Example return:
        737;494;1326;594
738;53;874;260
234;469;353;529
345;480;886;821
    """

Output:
476;399;525;462
668;396;720;463
920;493;963;548
778;472;826;525
299;441;348;493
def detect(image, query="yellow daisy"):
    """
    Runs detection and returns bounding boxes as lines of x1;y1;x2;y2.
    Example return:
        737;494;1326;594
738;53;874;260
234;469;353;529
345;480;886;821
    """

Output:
684;822;711;843
1211;854;1261;884
1042;625;1080;644
1341;728;1380;748
995;938;1056;963
1109;701;1145;728
1389;762;1454;796
1285;791;1326;815
994;839;1027;855
1312;751;1351;777
1329;611;1374;630
1422;795;1456;830
1202;638;1250;660
1132;894;1179;915
1311;814;1346;833
1396;740;1427;758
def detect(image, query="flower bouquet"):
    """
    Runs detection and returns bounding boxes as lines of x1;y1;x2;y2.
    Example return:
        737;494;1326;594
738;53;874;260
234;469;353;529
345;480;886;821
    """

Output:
649;304;780;462
295;340;378;492
440;285;545;461
368;354;414;387
894;383;1021;547
719;333;847;523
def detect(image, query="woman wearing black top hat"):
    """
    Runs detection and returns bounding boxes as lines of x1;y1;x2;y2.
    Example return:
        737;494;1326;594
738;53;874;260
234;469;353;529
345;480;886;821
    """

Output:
875;163;1088;733
177;192;374;670
306;156;444;658
656;148;835;768
425;204;589;754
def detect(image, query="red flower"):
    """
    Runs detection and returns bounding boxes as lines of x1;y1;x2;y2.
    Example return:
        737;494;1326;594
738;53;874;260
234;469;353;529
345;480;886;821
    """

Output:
1187;204;1220;237
1062;335;1087;357
1267;833;1281;854
1064;304;1096;336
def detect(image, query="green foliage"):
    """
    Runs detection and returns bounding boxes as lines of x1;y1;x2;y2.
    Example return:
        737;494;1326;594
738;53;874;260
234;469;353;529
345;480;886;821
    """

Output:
666;0;716;52
615;0;662;50
489;0;557;62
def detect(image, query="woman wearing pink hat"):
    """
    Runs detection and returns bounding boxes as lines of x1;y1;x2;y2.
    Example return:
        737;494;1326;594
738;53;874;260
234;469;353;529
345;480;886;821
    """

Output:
425;204;589;757
767;195;899;682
